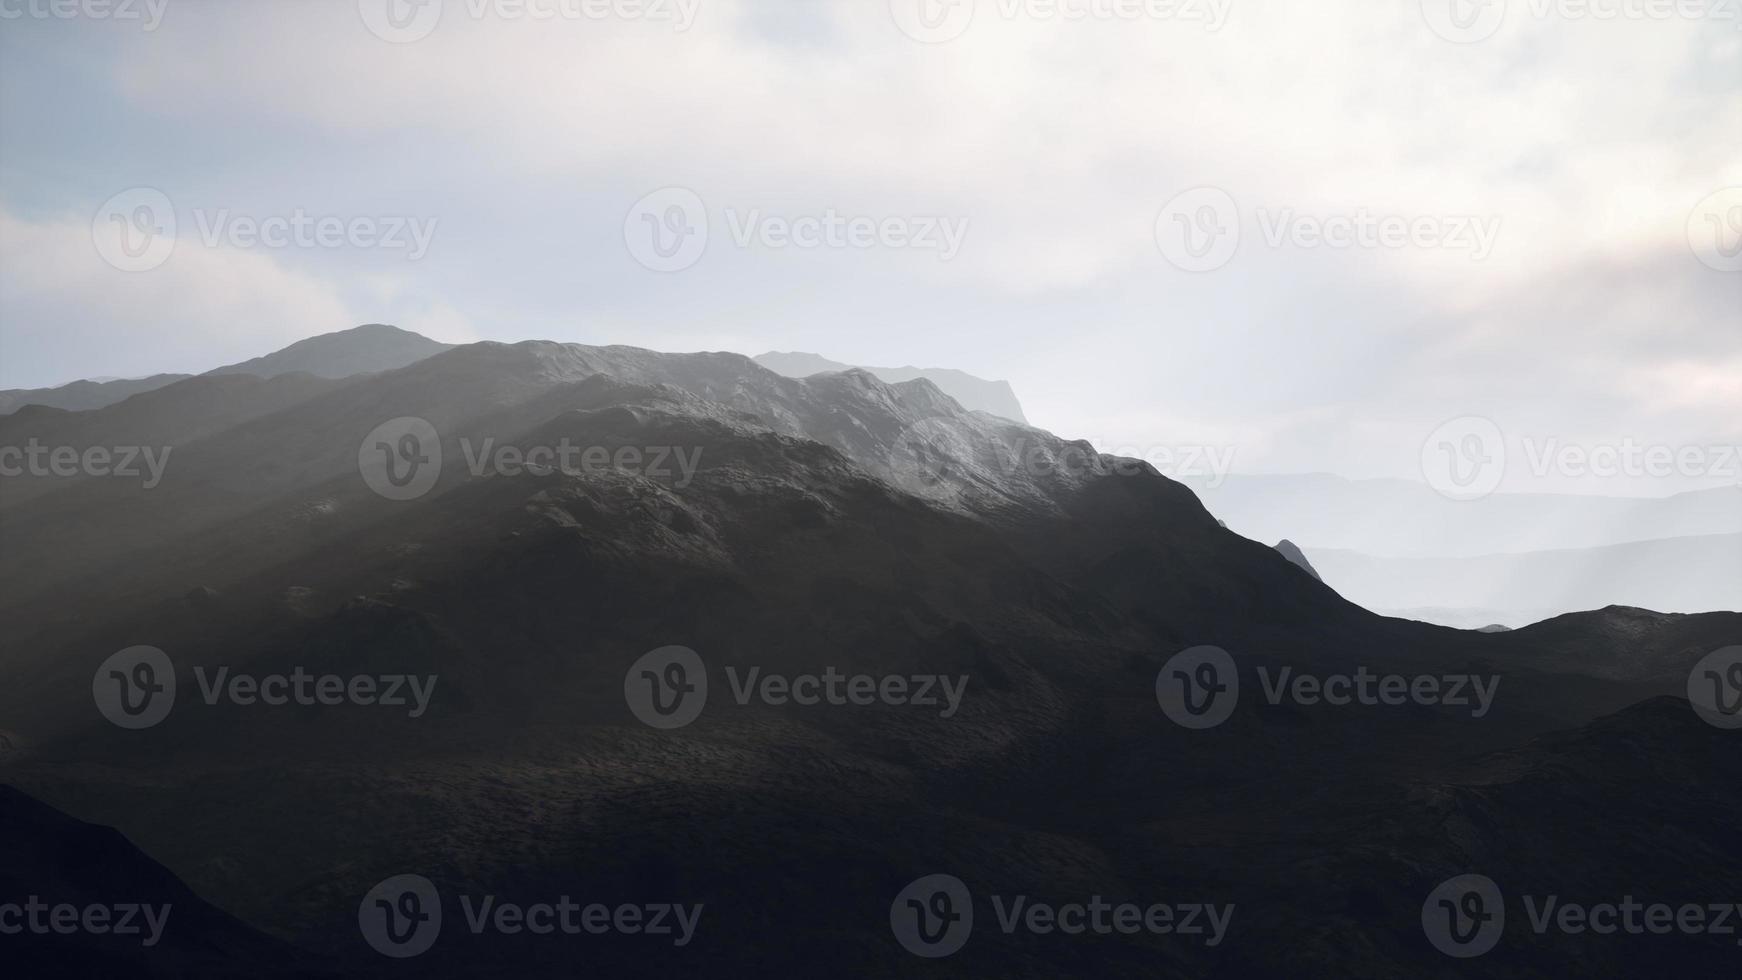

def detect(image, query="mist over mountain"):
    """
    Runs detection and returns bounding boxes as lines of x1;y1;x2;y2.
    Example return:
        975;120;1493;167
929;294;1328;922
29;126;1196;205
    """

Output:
1183;473;1742;558
2;328;1737;977
754;351;1029;422
0;374;194;415
203;323;453;381
1306;533;1742;623
0;324;451;416
1273;539;1322;581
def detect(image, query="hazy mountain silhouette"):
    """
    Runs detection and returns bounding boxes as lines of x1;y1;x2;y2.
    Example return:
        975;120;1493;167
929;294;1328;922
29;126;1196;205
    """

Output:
1273;539;1322;581
754;350;1028;422
0;324;451;415
0;374;193;415
1185;473;1742;556
2;334;1737;977
1306;533;1742;623
204;323;453;381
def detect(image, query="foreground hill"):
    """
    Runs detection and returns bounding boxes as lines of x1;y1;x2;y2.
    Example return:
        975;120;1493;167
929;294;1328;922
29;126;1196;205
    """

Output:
1;338;1736;978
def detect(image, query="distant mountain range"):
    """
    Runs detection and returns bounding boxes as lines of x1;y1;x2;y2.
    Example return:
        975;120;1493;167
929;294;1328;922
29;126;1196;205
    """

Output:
1176;472;1741;628
2;326;1738;977
0;324;451;415
1180;472;1742;557
754;351;1027;422
7;327;1729;630
1273;539;1322;580
1306;532;1742;624
0;374;195;415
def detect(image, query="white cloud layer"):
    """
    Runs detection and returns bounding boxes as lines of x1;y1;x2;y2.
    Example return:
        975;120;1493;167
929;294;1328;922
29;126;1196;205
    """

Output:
1;0;1736;492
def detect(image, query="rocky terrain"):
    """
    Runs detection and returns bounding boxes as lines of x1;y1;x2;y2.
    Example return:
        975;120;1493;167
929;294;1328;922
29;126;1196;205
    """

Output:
1;327;1736;978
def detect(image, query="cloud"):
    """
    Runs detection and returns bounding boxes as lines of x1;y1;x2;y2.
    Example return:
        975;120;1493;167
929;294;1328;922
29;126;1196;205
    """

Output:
1;0;1736;490
0;207;357;386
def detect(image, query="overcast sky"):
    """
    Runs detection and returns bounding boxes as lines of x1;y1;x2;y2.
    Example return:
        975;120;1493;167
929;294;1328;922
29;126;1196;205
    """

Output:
2;0;1738;493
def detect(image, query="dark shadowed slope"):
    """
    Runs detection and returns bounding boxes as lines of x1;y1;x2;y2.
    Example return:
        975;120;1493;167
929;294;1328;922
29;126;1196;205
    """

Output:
0;784;334;978
1;338;1737;979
